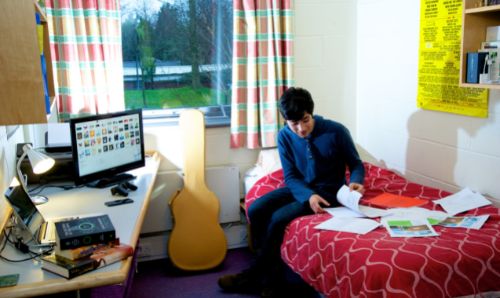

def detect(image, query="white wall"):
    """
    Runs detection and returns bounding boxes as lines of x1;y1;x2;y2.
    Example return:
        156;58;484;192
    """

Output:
0;126;27;225
294;0;499;203
355;0;500;202
294;0;358;135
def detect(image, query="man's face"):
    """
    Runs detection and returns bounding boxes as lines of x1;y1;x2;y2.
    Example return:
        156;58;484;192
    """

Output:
286;113;314;138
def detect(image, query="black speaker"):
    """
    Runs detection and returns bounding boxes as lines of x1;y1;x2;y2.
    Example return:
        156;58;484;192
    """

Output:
18;149;75;184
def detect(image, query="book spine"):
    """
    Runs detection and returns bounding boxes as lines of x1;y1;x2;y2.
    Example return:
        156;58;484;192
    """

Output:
467;52;479;83
59;230;116;250
67;261;99;279
55;243;107;260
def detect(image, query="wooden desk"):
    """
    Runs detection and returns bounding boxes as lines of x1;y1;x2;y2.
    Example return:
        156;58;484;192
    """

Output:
0;153;160;298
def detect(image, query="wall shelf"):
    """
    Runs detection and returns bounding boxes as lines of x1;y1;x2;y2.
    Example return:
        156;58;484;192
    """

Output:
459;1;500;89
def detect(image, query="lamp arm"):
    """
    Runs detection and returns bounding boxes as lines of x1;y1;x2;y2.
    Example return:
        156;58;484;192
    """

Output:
16;148;30;195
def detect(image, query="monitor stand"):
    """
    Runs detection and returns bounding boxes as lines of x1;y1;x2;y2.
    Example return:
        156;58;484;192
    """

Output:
87;173;136;189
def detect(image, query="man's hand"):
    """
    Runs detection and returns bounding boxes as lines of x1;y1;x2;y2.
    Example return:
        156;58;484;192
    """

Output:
309;194;330;214
349;182;365;194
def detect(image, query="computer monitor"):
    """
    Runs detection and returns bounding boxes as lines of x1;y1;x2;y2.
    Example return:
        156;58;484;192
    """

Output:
69;109;145;188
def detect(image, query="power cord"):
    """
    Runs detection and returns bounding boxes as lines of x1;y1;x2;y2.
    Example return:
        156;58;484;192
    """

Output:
28;183;83;196
0;219;53;262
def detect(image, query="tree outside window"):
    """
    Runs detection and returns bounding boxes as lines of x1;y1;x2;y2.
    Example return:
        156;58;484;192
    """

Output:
121;0;233;112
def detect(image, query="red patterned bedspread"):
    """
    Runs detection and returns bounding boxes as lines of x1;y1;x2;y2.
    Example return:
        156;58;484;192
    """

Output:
245;163;500;298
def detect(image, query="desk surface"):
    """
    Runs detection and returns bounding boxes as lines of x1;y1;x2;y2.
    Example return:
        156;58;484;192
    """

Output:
0;153;160;298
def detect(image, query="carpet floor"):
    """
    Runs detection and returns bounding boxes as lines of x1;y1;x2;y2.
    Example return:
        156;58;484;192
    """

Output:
39;247;320;298
129;247;258;298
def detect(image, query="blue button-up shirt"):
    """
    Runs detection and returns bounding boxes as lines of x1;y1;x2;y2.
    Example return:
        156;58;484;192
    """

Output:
277;115;365;204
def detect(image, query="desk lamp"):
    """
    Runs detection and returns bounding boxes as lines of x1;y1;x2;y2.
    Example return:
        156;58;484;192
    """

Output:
16;144;55;205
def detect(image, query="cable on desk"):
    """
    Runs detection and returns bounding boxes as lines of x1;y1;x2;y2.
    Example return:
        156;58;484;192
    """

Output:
28;183;84;196
0;219;53;262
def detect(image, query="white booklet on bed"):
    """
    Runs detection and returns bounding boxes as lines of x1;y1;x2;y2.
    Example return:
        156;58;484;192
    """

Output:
382;218;439;237
314;185;387;234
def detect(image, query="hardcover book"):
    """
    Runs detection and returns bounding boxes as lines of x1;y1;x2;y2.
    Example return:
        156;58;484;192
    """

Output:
42;253;97;279
55;214;116;250
55;239;119;261
42;243;134;279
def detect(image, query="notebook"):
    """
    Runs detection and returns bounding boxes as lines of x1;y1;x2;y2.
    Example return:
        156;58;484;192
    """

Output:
3;179;98;245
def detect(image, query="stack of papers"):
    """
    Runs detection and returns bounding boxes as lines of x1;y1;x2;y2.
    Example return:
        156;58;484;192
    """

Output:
315;185;385;234
314;186;492;236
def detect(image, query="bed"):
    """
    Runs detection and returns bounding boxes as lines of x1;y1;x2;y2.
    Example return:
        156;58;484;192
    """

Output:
245;162;500;298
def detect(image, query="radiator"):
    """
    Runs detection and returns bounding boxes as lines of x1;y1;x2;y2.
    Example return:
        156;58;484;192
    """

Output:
141;165;241;233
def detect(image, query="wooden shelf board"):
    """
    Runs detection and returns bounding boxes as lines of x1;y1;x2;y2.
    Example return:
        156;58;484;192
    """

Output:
460;82;500;89
465;4;500;14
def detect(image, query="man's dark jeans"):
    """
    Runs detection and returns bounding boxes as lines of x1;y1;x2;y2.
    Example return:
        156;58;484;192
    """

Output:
246;187;313;284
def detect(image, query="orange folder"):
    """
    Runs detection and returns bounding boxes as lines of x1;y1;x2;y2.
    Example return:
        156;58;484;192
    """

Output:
368;193;427;208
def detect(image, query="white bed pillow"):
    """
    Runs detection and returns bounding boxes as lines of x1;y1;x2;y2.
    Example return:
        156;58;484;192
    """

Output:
243;148;282;194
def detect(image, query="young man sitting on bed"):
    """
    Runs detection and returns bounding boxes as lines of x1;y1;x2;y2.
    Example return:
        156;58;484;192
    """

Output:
218;87;366;297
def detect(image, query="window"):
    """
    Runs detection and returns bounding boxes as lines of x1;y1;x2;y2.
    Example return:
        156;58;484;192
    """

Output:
120;0;233;125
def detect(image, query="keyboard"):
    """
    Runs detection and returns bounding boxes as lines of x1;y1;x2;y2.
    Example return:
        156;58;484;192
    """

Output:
39;221;56;244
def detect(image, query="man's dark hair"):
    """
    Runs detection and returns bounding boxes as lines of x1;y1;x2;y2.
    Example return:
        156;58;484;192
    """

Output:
279;87;314;121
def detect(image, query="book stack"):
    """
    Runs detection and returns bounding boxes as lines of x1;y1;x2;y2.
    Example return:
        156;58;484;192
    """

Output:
41;215;134;279
467;25;500;84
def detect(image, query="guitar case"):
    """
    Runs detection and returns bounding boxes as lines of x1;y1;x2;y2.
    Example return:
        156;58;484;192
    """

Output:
167;109;227;270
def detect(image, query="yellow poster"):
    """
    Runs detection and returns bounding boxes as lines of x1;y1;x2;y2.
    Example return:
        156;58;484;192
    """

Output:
417;0;488;118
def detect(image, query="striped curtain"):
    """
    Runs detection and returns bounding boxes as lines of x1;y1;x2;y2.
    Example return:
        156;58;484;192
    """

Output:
45;0;124;122
230;0;294;149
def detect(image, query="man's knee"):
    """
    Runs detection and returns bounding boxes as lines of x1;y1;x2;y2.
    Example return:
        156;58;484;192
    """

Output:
247;202;259;224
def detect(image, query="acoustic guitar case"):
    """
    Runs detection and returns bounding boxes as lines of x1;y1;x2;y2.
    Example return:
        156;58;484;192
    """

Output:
167;109;227;270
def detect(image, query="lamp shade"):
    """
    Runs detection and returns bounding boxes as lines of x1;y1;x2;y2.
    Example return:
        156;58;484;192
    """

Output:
26;146;55;174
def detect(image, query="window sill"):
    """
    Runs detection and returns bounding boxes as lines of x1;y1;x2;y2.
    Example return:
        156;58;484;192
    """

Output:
142;105;230;128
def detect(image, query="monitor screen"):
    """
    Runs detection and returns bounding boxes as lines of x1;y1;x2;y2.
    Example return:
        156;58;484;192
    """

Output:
69;109;145;187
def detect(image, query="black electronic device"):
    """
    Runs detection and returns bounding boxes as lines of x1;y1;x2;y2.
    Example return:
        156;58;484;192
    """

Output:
18;149;75;184
110;185;129;197
69;109;145;188
105;198;134;207
121;181;137;191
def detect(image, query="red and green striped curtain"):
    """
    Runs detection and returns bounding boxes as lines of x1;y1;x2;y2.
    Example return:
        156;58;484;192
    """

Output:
45;0;124;122
230;0;294;149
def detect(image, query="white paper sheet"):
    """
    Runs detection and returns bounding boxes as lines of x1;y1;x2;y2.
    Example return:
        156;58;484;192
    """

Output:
325;206;365;218
336;185;363;213
315;217;381;234
433;188;491;216
359;205;391;218
383;207;449;222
